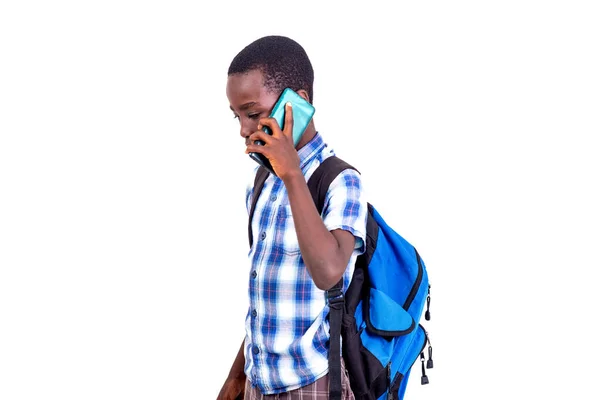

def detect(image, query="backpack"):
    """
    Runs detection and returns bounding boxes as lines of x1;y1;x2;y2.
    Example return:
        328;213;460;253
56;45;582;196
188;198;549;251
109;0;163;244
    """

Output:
249;155;434;400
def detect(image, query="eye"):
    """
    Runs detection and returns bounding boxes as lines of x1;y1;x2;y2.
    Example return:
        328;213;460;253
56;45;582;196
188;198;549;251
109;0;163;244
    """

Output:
248;113;261;120
232;113;239;120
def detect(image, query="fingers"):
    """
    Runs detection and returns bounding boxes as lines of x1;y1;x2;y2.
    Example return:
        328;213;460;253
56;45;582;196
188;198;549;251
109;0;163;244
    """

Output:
248;129;272;145
245;130;270;155
247;103;294;157
258;116;280;137
245;142;268;155
258;102;293;139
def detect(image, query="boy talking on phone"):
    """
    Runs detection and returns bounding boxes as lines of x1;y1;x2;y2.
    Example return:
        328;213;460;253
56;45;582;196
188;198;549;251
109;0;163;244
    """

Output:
218;35;368;400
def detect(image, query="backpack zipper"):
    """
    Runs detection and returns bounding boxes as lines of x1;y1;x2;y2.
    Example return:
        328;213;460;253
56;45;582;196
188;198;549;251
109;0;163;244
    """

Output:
386;328;430;397
425;284;431;320
403;248;424;310
386;362;393;400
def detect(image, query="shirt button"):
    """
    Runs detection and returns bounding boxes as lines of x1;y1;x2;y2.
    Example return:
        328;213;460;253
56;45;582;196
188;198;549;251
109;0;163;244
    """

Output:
260;232;266;240
251;270;257;279
252;345;260;355
270;195;277;201
251;309;257;317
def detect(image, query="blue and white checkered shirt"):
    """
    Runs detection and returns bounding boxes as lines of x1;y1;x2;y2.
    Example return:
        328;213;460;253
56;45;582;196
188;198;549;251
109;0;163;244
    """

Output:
243;132;368;394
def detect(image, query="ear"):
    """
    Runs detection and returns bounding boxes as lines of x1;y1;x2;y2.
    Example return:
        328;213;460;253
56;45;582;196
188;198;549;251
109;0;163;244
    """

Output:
295;89;311;103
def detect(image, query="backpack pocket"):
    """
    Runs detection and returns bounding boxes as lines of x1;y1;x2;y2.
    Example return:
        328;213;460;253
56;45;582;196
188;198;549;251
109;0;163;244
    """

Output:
391;324;428;399
364;288;415;337
341;289;417;398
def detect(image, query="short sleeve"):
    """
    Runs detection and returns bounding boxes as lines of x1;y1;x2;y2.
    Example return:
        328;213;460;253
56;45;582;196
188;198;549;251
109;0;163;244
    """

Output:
321;168;368;256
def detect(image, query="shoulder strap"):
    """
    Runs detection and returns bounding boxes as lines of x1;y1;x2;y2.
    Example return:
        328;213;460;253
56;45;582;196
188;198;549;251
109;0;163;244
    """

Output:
306;155;359;215
307;155;359;400
248;166;270;249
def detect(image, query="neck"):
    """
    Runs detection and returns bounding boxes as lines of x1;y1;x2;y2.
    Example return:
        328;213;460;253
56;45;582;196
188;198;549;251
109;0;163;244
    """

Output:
295;120;317;150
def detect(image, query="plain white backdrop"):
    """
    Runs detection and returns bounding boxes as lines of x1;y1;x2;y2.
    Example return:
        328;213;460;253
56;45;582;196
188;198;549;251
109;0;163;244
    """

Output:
1;1;599;399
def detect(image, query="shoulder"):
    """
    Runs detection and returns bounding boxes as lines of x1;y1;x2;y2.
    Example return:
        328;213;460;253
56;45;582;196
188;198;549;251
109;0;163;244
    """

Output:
317;155;366;208
325;165;365;207
318;154;364;192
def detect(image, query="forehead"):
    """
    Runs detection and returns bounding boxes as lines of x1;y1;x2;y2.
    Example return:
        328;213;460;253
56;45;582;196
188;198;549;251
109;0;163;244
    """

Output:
226;69;275;107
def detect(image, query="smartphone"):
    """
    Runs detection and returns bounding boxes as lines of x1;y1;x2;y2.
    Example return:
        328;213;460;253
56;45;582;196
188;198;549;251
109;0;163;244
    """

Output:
249;88;315;176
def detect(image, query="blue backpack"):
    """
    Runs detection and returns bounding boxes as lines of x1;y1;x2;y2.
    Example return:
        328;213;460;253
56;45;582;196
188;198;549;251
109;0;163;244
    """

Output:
249;156;434;400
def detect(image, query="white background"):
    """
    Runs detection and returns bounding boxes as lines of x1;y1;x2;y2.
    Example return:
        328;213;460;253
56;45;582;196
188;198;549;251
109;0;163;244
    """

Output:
1;1;599;399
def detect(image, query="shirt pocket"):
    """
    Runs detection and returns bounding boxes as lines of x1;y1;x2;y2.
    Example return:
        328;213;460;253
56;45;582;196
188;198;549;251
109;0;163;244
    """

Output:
274;204;301;256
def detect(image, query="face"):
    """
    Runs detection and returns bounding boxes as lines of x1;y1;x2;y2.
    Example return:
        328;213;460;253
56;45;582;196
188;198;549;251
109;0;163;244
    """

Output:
226;69;279;145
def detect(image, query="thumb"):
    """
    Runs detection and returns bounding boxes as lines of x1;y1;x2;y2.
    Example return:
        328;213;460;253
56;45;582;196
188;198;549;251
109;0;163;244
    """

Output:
283;102;294;140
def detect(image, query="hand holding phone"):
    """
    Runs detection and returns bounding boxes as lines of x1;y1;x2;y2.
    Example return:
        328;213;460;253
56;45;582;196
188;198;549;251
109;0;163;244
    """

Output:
249;88;315;176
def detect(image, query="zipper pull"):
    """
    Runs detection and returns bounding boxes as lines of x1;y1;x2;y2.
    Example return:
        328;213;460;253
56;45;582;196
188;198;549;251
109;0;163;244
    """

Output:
425;330;434;369
425;284;431;321
427;345;434;369
387;362;393;400
420;352;429;385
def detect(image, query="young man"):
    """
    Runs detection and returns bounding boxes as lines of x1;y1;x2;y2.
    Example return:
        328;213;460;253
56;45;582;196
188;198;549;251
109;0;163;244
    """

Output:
218;35;367;400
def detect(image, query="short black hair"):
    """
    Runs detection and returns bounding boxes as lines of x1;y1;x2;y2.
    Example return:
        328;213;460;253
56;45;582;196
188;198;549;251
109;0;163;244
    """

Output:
228;35;315;103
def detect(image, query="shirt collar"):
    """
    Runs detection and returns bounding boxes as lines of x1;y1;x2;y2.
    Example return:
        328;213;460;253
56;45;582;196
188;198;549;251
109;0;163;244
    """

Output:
297;132;325;170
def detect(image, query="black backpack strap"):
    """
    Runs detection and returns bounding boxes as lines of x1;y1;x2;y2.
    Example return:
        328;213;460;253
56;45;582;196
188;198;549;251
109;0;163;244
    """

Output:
306;156;358;215
306;155;359;400
248;166;270;249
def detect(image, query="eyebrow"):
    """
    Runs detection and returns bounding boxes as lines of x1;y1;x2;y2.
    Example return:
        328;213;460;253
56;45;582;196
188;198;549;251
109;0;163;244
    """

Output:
230;101;257;111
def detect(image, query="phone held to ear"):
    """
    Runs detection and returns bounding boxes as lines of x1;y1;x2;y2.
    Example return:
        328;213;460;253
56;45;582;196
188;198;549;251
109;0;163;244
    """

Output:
249;88;315;176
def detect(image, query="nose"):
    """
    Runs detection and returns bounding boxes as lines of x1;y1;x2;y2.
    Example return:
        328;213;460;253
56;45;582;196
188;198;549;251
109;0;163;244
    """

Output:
239;119;253;140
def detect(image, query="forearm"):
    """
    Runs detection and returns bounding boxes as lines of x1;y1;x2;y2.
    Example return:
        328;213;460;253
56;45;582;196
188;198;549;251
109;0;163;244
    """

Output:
217;339;246;399
227;340;246;380
283;171;349;290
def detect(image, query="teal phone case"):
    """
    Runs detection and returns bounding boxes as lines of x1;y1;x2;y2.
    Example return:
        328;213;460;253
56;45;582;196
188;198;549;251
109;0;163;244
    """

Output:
249;88;315;175
266;87;315;146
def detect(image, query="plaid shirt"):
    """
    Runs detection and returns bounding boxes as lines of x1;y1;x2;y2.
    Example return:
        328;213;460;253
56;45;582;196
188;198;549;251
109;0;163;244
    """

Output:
243;132;368;394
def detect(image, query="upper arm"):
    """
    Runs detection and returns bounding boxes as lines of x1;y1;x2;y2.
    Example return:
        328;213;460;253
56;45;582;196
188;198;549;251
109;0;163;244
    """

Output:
330;228;358;265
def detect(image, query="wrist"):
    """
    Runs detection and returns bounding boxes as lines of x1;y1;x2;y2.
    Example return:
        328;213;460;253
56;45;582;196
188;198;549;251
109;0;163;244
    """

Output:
280;167;304;184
